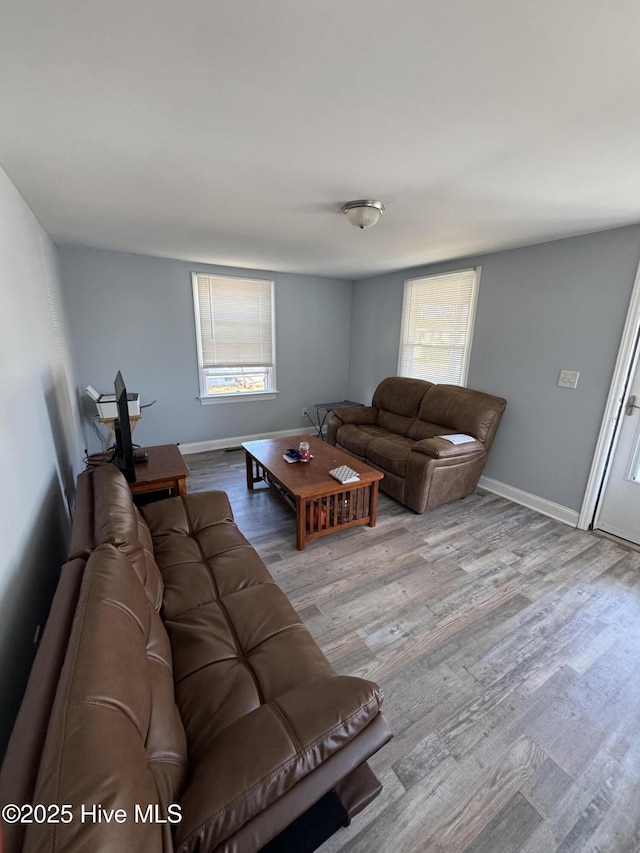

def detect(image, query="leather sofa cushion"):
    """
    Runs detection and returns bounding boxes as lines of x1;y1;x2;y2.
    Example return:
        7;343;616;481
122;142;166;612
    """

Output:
175;676;383;853
335;423;390;457
25;544;187;852
372;376;432;418
140;491;274;619
373;377;434;437
412;384;506;443
91;464;164;610
376;409;415;437
404;418;451;442
142;494;337;739
365;435;416;478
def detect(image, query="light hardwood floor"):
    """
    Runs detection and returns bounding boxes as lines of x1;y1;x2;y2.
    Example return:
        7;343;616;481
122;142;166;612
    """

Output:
186;448;640;853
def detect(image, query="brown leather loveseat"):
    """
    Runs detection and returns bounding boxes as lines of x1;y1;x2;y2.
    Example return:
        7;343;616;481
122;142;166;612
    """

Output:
0;464;392;853
327;376;507;513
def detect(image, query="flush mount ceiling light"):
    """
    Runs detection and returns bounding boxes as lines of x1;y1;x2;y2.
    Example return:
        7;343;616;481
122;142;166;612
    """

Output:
342;199;385;229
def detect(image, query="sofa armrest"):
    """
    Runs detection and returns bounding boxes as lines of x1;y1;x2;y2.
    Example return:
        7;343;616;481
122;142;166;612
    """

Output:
175;676;387;853
331;405;377;425
411;436;485;459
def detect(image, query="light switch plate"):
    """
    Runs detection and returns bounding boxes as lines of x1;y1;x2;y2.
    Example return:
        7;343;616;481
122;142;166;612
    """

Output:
558;369;580;389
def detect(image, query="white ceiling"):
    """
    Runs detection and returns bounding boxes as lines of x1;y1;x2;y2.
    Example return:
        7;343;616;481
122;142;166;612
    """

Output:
2;1;640;279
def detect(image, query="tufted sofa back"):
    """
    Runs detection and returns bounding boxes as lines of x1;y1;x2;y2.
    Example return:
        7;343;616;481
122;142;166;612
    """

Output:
372;376;434;436
369;377;506;447
70;464;164;610
25;543;187;852
407;383;507;447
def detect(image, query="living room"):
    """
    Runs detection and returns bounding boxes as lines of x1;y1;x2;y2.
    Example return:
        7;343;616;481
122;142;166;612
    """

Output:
3;2;640;851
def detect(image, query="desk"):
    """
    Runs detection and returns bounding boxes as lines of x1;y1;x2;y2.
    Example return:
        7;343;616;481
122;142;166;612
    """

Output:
313;400;363;439
128;444;189;499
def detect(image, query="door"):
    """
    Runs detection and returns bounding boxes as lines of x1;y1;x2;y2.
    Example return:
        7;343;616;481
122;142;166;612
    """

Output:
597;355;640;544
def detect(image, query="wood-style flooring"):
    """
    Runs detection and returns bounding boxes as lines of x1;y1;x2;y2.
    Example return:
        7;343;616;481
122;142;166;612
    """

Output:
186;448;640;853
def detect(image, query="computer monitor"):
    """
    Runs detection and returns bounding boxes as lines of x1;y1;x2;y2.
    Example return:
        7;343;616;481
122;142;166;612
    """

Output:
113;371;136;482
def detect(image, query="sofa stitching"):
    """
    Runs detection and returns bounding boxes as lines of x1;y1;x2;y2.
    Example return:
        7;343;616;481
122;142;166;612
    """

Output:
148;519;237;542
147;651;172;672
269;700;302;754
154;544;262;576
103;596;145;635
242;621;306;657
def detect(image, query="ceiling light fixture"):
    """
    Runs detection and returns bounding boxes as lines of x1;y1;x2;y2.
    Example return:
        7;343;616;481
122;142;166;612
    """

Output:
342;199;385;229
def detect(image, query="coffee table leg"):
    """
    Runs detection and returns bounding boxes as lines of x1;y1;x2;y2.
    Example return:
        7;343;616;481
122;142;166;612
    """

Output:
245;452;255;490
296;498;306;550
368;480;380;527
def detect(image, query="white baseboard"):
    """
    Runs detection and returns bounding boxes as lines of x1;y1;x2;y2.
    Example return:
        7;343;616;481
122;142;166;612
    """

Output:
178;427;318;456
479;476;579;528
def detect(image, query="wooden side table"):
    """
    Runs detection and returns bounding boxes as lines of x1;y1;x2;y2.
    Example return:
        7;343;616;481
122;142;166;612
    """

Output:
128;444;189;498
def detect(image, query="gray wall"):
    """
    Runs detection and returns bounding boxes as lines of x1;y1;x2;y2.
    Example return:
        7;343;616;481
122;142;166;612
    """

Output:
58;247;353;452
0;167;84;755
349;226;640;513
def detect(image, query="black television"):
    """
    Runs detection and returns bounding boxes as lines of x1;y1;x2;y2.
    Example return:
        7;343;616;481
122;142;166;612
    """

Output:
113;371;136;482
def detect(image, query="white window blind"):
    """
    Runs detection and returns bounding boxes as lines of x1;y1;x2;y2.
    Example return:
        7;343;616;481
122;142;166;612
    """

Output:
398;267;479;386
194;274;274;368
192;273;276;401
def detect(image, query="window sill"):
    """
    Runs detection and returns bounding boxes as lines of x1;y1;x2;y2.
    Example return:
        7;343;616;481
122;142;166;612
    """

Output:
198;392;279;405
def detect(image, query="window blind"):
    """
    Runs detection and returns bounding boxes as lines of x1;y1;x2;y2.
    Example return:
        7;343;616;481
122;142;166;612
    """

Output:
194;274;274;368
398;268;479;385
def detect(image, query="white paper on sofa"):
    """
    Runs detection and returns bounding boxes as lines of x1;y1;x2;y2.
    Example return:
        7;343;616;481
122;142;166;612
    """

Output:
437;433;476;445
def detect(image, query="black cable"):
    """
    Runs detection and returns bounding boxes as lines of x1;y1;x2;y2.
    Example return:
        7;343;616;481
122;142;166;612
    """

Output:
91;416;107;451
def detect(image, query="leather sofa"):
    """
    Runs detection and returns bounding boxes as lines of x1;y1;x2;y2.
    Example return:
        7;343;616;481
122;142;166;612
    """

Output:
327;376;507;513
0;464;392;853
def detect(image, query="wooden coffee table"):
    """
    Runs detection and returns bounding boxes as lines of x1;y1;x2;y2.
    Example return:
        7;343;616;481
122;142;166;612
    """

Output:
242;434;384;550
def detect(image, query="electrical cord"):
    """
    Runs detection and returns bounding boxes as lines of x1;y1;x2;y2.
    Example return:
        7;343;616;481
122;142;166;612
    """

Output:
91;416;107;451
305;409;322;437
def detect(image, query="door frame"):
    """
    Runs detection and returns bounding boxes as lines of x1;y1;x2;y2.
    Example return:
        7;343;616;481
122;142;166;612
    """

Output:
579;255;640;530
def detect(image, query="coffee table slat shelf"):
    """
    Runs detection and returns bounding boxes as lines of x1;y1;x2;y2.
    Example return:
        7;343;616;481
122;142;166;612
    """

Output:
243;435;383;550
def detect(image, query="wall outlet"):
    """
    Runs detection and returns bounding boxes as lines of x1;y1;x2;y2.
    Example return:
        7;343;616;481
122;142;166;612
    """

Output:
302;406;309;417
558;369;580;389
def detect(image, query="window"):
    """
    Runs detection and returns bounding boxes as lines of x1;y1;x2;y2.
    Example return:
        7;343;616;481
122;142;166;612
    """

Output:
192;273;276;402
398;267;479;386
